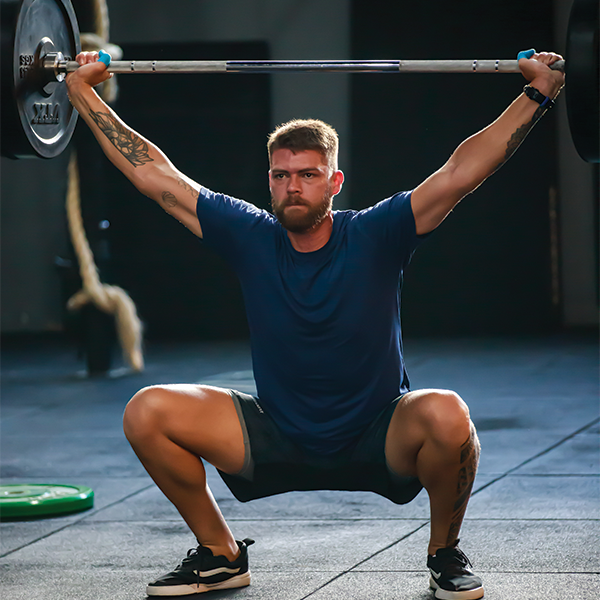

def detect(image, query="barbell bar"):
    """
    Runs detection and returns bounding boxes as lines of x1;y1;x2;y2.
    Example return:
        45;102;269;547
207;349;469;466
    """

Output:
1;0;598;162
51;57;565;75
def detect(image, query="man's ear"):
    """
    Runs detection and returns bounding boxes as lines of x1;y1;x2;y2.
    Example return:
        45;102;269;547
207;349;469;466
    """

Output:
331;170;345;196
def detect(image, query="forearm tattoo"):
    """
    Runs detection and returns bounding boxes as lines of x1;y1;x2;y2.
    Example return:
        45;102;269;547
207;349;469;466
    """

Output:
177;177;199;200
447;424;480;546
88;110;154;168
493;105;546;173
161;191;178;208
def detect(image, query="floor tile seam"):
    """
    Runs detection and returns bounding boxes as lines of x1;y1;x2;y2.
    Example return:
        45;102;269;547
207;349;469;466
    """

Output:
0;483;155;559
252;568;428;574
75;517;600;523
81;517;430;522
472;416;600;497
1;433;126;438
0;473;149;479
346;569;600;575
464;517;600;521
502;474;600;478
0;476;152;481
0;478;149;483
296;522;429;600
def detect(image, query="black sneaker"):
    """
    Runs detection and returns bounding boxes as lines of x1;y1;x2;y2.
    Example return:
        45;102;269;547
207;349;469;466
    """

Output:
427;540;484;600
146;538;255;597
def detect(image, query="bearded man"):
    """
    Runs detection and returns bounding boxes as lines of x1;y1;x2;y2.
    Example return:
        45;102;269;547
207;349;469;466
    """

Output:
66;48;564;600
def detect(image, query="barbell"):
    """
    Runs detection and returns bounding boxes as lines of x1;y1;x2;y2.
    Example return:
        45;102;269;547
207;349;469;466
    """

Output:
1;0;598;162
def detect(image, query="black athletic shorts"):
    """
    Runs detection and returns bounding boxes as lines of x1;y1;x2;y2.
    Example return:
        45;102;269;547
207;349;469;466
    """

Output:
217;390;423;505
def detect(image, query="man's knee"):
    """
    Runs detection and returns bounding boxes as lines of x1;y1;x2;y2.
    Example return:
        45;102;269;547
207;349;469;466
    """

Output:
123;385;171;443
420;390;473;448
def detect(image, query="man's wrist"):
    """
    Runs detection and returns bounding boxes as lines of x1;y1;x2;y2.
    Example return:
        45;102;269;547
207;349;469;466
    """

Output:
523;85;556;110
66;78;94;107
528;75;563;99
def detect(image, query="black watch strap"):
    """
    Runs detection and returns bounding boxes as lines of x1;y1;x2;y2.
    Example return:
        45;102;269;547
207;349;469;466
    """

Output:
523;85;555;110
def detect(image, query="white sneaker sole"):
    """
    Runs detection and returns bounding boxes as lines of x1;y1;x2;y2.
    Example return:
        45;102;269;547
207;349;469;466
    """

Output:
147;571;251;596
430;576;484;600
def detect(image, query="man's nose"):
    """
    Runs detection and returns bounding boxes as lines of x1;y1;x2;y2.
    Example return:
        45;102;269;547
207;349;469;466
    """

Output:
287;175;301;192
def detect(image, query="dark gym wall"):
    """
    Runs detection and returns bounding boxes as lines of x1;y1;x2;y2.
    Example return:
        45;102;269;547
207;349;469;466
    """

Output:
1;0;597;339
0;154;70;332
105;41;270;340
350;0;560;335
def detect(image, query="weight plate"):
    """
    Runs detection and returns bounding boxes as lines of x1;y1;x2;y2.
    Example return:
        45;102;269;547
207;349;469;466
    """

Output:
566;0;599;163
0;484;94;519
1;0;80;158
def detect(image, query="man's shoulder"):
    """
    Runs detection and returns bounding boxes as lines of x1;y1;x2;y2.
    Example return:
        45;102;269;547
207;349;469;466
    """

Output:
197;187;276;225
335;191;413;225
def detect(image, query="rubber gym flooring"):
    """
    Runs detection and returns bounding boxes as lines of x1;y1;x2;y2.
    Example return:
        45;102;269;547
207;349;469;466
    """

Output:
1;334;598;600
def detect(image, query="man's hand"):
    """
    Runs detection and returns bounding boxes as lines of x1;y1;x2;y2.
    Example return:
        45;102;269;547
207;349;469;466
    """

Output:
518;50;565;98
66;51;113;92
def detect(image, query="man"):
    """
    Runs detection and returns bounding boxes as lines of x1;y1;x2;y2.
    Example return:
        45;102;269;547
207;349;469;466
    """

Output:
66;48;564;600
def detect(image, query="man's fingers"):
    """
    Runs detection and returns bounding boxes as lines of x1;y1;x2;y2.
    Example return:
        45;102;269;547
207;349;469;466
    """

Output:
68;51;113;86
518;49;564;67
535;52;565;72
75;51;101;66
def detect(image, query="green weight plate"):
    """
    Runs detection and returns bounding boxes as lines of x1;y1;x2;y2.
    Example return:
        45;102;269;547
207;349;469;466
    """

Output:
0;484;94;519
1;0;80;159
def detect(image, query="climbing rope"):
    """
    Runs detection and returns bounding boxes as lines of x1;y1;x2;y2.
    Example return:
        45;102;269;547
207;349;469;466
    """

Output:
66;154;144;372
66;0;144;372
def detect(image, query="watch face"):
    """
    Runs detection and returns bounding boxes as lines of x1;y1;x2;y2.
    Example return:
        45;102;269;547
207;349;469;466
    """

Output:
525;85;543;104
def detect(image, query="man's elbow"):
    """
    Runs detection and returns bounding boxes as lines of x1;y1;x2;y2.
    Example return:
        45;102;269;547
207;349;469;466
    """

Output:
448;158;490;197
131;163;172;200
132;171;157;199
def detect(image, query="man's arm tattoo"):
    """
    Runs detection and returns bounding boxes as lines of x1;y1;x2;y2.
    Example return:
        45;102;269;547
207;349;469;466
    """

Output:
493;105;545;173
177;177;199;200
88;110;154;168
161;191;178;208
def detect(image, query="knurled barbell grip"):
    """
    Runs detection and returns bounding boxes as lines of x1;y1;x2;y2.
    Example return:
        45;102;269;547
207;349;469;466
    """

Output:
58;58;566;75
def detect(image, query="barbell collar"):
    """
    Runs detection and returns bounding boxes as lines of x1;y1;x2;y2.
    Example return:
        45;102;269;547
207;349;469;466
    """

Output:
55;58;566;76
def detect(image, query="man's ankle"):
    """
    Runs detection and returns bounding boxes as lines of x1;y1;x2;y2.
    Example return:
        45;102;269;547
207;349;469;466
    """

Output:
202;541;240;562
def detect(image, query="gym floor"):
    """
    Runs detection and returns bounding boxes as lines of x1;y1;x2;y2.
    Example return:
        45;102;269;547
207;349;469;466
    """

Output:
1;333;598;600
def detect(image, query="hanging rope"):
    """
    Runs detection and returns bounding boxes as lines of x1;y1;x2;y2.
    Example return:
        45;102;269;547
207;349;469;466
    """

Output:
65;0;144;372
66;154;144;371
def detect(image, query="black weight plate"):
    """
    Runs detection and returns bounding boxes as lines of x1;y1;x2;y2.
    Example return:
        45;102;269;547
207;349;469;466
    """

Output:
566;0;599;163
1;0;80;158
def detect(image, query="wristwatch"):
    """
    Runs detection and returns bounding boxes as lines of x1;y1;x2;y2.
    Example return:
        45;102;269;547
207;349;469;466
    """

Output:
523;85;555;110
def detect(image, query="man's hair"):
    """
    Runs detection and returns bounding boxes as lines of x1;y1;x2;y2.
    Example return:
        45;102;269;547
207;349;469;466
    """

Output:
267;119;339;171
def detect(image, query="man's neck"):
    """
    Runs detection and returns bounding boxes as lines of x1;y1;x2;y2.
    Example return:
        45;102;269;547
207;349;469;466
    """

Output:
286;212;334;253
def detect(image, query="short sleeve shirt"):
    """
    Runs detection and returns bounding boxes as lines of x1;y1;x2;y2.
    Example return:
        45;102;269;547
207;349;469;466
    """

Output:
196;189;425;455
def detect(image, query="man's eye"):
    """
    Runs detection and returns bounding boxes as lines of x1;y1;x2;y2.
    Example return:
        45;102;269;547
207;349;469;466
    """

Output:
303;173;314;178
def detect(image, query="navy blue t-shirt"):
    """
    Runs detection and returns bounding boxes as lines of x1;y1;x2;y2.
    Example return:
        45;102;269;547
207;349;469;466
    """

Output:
196;189;425;455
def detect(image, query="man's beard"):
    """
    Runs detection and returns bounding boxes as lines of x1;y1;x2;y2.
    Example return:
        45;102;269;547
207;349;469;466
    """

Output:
271;189;333;233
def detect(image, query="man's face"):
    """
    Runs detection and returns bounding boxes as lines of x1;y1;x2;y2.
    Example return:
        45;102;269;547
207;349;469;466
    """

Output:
269;149;343;233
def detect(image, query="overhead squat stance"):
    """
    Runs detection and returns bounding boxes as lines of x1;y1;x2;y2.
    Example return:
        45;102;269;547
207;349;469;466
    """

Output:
66;47;564;599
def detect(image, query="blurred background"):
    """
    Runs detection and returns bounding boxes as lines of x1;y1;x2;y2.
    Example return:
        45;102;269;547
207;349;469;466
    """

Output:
1;0;597;358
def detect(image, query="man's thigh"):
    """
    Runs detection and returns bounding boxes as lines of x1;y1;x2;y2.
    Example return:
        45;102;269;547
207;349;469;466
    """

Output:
384;388;471;477
125;384;245;474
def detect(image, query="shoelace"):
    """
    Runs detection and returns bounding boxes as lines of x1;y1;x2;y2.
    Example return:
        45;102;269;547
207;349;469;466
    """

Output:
179;546;206;587
452;546;473;570
435;540;474;573
172;546;205;572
